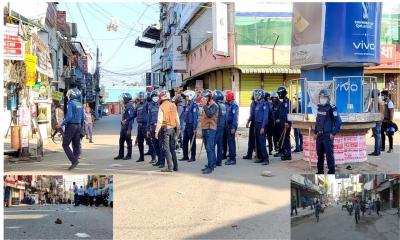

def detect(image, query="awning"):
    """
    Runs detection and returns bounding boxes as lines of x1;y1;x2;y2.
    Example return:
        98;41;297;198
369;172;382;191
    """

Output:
143;25;161;41
135;37;156;49
237;65;301;74
374;181;391;192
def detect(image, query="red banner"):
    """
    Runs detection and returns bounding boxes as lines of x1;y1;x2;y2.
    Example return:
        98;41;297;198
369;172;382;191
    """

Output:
367;44;400;69
57;11;66;30
82;55;88;73
3;24;24;60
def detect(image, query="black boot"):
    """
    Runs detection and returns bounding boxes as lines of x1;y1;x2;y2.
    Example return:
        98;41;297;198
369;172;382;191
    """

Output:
136;156;144;162
114;156;123;160
242;155;252;160
123;155;132;160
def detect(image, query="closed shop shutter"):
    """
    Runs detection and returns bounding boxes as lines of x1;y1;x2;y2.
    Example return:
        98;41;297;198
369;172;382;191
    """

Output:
263;74;283;93
216;70;223;90
240;74;261;106
209;72;216;90
222;69;232;90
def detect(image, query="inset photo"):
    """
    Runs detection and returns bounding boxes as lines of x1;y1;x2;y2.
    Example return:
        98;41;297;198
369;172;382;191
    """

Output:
4;175;113;240
290;174;399;240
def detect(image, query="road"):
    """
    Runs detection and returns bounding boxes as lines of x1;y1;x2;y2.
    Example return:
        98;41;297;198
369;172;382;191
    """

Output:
4;204;113;240
291;205;399;240
4;114;400;174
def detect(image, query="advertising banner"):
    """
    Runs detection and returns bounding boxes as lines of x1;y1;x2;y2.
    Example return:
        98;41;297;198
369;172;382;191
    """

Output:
290;3;324;67
212;2;229;56
4;24;25;61
57;11;66;30
334;77;363;113
32;34;54;78
323;2;382;65
52;91;63;101
172;35;187;73
25;54;38;87
304;81;333;114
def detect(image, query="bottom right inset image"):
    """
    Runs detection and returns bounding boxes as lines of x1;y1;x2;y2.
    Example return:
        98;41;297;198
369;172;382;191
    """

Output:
290;174;400;240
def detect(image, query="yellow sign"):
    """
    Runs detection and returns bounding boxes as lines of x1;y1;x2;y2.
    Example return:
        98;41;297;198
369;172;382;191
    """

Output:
324;180;328;190
25;54;37;86
52;91;63;101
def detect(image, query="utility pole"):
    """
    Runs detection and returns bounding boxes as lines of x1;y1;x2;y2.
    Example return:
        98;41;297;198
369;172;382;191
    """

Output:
95;47;100;119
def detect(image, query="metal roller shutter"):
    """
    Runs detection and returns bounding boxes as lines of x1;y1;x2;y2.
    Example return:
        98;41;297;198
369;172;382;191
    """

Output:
240;74;261;106
222;69;232;90
216;71;223;90
263;74;283;94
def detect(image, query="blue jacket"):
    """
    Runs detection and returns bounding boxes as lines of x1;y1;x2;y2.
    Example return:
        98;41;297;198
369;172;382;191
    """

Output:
254;101;269;128
184;101;199;130
133;102;148;124
88;187;95;197
249;101;256;122
315;104;342;135
216;101;227;129
146;101;159;130
62;100;84;127
278;97;291;124
271;100;281;121
122;103;134;130
225;101;239;129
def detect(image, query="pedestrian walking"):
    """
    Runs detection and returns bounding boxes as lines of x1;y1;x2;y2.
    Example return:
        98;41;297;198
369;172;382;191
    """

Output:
84;105;94;143
271;92;281;154
147;90;160;164
368;89;384;156
224;90;239;165
199;89;219;174
314;89;342;174
4;187;10;207
114;93;134;160
276;86;292;161
291;195;298;216
73;182;78;206
155;90;180;172
354;200;361;224
368;198;372;215
51;101;64;140
253;89;270;165
88;184;95;207
77;186;84;206
292;92;303;152
180;90;198;162
243;90;256;160
315;199;321;222
381;90;395;153
213;90;227;167
58;88;84;170
264;92;274;155
361;200;366;216
375;198;381;216
134;92;150;162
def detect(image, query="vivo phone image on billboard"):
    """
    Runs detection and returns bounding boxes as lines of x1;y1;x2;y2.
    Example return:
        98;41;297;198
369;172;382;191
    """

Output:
323;2;382;65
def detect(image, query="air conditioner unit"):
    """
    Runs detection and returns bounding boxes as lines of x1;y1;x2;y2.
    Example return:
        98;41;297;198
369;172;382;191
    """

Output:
181;33;190;53
70;23;78;37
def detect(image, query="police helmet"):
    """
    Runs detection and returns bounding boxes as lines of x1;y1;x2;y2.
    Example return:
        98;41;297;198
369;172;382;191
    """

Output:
271;92;278;98
371;89;380;99
264;92;271;99
121;93;132;104
183;90;196;101
159;90;170;101
68;88;82;101
150;90;159;103
201;89;213;98
319;89;331;97
277;86;287;99
213;90;224;102
254;89;265;101
138;91;145;101
387;127;395;136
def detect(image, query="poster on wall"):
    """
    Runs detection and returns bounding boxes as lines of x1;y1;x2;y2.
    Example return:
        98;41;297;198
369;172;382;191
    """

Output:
56;11;66;30
32;34;54;78
305;81;333;114
172;35;187;73
25;54;38;87
4;24;25;61
212;2;229;56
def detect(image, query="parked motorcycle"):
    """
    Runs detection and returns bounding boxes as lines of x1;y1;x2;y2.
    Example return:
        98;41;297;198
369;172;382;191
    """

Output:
95;191;109;207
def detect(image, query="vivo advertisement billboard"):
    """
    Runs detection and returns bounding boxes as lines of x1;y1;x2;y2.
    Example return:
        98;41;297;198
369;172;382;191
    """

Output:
323;2;382;65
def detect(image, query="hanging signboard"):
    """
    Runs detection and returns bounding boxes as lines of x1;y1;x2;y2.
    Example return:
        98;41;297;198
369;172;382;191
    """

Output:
212;2;229;56
4;24;25;61
57;11;66;31
82;55;88;73
32;34;54;78
25;54;38;87
52;91;63;101
172;36;187;73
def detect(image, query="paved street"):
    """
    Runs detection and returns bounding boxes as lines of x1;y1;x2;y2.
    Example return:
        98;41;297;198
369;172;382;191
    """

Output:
291;205;400;240
4;114;400;174
4;204;113;240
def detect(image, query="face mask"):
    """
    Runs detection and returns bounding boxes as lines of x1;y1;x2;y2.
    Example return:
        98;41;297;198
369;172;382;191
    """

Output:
152;97;159;102
319;97;328;105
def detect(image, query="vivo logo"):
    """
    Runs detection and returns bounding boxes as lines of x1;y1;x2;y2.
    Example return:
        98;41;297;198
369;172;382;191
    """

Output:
337;82;358;92
353;41;375;50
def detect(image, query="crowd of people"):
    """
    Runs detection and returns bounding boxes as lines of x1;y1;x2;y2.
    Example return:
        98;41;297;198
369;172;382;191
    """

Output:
343;197;382;224
71;180;113;208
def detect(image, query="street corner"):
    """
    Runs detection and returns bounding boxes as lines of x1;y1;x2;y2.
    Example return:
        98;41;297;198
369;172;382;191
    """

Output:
4;175;114;240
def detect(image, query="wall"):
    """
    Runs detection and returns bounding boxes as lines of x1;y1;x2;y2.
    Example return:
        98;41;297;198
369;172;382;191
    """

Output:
188;8;213;49
237;45;291;65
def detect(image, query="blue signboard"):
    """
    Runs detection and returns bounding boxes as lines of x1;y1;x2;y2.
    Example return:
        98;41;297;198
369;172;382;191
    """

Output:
323;2;382;65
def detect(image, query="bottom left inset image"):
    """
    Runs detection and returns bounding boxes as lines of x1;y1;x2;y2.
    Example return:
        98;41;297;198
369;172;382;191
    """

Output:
4;175;113;240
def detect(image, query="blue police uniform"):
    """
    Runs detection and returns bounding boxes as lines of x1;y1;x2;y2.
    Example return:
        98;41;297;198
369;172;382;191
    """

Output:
244;100;256;158
147;101;159;162
265;101;274;153
118;103;134;158
225;101;239;164
134;101;149;160
215;101;227;166
278;97;291;160
293;101;303;152
222;102;228;159
315;103;342;174
254;100;269;163
62;99;85;163
271;100;281;152
182;101;199;161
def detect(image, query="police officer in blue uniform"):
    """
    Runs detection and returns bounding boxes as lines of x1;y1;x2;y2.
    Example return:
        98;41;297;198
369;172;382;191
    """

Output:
315;89;342;174
60;88;85;170
253;89;270;165
213;90;226;167
144;92;153;156
133;92;149;162
114;93;134;160
243;90;257;160
224;90;239;165
271;92;281;153
276;86;292;161
180;90;199;162
146;90;160;164
264;92;274;155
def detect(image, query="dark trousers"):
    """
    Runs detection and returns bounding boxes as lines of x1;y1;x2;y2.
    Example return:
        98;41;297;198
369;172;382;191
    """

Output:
74;193;78;206
215;127;224;165
149;125;158;160
246;122;255;157
281;124;291;157
158;131;166;166
183;126;196;160
381;122;393;150
273;122;282;152
291;206;298;216
222;128;227;157
226;126;237;162
137;123;147;157
89;196;94;206
316;133;335;174
118;127;132;158
162;128;178;170
255;123;268;161
294;128;303;150
203;129;216;169
266;125;274;153
62;124;81;163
